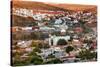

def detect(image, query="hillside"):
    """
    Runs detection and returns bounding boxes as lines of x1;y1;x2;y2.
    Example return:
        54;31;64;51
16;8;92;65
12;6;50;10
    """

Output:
12;15;37;27
11;1;68;11
48;3;97;12
11;1;97;27
11;1;71;27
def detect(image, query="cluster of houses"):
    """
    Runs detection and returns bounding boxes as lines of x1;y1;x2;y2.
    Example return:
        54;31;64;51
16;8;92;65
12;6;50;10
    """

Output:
12;8;65;21
12;7;97;63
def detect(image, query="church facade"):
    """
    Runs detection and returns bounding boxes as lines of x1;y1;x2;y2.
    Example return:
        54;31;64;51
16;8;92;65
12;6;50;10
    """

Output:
49;35;70;46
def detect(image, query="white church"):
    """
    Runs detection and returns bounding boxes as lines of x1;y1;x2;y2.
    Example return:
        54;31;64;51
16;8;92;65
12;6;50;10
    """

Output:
49;29;70;46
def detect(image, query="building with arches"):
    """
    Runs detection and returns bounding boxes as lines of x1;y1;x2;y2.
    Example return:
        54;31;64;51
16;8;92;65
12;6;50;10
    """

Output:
49;29;70;46
49;35;70;46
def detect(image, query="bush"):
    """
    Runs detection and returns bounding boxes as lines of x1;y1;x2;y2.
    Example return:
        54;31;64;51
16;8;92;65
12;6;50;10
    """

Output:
65;46;74;53
77;49;97;60
57;39;67;46
31;56;43;65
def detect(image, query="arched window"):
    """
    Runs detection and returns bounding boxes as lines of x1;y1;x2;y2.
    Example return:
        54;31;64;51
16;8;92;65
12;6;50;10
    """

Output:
51;39;53;46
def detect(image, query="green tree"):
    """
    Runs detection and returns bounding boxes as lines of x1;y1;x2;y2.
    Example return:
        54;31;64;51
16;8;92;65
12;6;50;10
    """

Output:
13;54;31;66
33;47;41;53
57;39;67;46
77;49;97;60
65;46;74;53
31;41;38;47
31;55;43;65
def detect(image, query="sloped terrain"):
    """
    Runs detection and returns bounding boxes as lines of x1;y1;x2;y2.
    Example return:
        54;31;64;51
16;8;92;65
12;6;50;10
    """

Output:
48;3;97;12
12;1;68;11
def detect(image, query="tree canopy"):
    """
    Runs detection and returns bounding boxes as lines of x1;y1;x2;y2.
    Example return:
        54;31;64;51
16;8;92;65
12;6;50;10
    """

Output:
65;46;74;53
57;39;67;46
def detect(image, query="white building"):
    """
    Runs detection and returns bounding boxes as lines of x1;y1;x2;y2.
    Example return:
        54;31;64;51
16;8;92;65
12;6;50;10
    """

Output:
12;8;33;17
49;29;70;46
17;40;32;48
49;35;70;46
22;27;32;31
